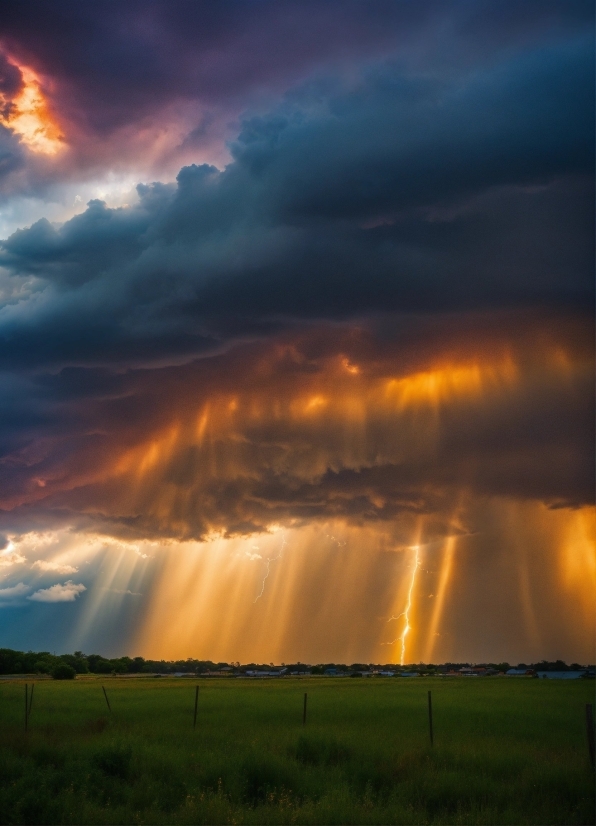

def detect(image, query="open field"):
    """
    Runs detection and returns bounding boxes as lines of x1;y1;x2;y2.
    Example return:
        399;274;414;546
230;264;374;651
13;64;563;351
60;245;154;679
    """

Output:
0;677;594;825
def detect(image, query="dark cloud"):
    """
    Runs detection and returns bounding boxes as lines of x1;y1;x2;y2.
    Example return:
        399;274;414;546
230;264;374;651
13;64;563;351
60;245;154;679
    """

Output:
0;0;592;198
2;1;589;128
0;53;23;103
0;34;593;369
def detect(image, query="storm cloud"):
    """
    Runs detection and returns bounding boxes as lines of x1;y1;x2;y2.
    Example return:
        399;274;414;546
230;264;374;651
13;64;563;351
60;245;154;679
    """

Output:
0;1;590;176
0;315;592;542
0;31;593;373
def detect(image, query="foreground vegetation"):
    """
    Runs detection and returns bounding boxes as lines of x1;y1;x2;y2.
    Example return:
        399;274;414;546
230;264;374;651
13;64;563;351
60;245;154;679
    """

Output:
0;677;593;825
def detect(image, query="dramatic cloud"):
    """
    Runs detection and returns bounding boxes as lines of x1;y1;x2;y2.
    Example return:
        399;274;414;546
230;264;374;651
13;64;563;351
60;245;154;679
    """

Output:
28;580;86;602
0;2;592;662
0;42;592;370
0;315;591;544
0;1;589;195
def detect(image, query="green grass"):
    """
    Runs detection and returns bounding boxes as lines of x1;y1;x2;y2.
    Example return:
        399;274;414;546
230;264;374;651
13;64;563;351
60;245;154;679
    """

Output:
0;676;593;824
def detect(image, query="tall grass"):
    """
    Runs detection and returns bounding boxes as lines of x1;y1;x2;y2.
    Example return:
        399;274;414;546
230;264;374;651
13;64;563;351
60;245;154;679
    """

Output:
0;677;593;824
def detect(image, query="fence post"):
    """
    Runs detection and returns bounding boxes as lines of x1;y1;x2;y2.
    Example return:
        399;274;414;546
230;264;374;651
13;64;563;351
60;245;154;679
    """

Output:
29;683;34;716
586;704;595;770
428;690;434;746
102;685;112;713
303;692;307;726
24;683;28;731
193;685;199;729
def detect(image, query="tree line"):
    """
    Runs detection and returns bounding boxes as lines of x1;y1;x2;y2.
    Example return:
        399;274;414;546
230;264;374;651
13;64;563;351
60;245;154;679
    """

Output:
0;648;589;680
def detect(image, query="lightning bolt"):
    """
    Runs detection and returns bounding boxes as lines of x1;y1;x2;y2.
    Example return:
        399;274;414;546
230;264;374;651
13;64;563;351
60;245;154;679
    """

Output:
399;545;420;665
254;534;287;602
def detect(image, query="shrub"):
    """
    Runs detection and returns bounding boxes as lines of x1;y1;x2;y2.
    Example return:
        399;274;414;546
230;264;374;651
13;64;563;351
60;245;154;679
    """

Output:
51;662;76;680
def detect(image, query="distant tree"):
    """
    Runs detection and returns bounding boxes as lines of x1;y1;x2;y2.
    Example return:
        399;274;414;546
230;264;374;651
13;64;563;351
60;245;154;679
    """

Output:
59;653;88;673
87;654;112;673
51;662;76;680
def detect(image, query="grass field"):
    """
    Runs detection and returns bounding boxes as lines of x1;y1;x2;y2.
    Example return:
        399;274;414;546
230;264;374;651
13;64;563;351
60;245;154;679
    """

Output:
0;676;594;825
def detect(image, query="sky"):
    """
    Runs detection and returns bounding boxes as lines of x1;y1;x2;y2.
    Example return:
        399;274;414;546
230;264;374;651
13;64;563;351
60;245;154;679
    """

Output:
0;0;593;665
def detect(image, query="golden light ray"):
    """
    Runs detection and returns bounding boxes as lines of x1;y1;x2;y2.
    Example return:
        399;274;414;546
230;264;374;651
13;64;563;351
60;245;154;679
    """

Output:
423;535;456;663
68;536;153;649
10;501;590;664
559;508;596;601
134;523;402;663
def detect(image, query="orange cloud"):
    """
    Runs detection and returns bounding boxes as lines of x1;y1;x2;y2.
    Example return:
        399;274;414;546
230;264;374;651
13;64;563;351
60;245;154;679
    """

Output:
1;315;591;539
0;56;65;155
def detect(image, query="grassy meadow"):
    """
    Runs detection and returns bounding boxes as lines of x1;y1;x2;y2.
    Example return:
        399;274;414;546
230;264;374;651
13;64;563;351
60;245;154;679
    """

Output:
0;676;594;825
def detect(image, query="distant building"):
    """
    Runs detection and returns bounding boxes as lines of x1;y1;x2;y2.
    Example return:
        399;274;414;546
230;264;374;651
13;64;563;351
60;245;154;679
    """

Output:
244;667;288;678
535;670;588;680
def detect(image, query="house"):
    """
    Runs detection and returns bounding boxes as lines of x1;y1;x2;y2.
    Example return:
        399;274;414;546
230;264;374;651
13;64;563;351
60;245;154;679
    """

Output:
244;667;288;678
